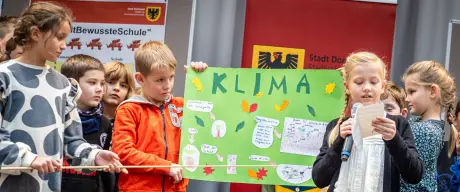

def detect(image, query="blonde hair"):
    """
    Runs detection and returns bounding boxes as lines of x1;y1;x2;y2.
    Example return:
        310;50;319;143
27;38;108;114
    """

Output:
104;61;135;99
328;52;387;146
134;41;176;76
381;81;407;110
402;60;457;157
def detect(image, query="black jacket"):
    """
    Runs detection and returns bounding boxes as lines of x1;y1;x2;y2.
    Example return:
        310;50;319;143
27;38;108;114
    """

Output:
312;114;424;192
61;116;116;192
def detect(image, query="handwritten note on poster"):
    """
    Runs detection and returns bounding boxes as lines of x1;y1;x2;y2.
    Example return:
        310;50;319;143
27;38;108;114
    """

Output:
280;117;328;156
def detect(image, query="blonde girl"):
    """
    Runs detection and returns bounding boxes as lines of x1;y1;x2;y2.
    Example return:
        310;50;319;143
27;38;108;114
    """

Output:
401;61;457;191
312;52;423;192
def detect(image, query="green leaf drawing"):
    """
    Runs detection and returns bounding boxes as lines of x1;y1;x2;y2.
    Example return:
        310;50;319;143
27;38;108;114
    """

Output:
307;105;316;117
195;116;205;127
235;121;245;132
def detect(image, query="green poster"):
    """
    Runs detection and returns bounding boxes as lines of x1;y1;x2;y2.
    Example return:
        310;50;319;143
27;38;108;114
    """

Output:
179;67;344;186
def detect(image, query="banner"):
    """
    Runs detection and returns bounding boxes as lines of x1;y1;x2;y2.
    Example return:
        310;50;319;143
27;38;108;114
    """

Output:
32;0;167;71
242;0;396;72
179;67;344;186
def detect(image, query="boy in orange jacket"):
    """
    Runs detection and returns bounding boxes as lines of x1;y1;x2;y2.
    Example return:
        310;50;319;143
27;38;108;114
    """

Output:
111;40;207;192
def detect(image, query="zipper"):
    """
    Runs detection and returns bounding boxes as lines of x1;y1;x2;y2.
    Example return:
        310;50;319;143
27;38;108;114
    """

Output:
160;105;168;192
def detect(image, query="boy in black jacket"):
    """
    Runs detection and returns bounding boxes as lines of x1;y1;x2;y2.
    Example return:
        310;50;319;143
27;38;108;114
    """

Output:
60;54;115;192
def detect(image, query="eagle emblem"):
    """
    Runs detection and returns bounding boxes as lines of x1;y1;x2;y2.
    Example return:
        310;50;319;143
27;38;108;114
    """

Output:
258;52;298;69
146;7;161;22
251;45;305;69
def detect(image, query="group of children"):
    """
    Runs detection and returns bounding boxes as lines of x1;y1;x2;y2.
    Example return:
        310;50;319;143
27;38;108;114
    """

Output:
0;1;207;192
2;1;460;192
312;52;460;192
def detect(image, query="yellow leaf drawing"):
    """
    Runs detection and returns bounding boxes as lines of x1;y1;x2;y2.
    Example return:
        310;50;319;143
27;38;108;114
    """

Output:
274;104;281;111
241;100;249;112
256;92;263;98
274;100;288;111
325;82;336;95
280;100;289;110
192;78;203;91
248;169;258;179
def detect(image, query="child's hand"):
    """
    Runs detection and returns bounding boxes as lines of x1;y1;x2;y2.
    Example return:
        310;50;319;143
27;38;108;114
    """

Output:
339;118;353;139
168;163;183;184
31;157;61;174
95;150;129;174
372;117;396;140
184;61;208;73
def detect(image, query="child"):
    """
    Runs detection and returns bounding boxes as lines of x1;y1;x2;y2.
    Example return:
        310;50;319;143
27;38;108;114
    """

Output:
401;60;458;191
0;2;125;191
111;41;207;192
60;54;116;192
1;37;23;62
444;100;460;192
102;61;135;121
312;52;423;192
102;61;135;192
381;81;408;117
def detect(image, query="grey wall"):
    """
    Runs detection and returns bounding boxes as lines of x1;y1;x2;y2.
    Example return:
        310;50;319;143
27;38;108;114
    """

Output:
447;21;460;99
390;0;460;86
165;0;193;97
2;0;29;16
191;0;246;69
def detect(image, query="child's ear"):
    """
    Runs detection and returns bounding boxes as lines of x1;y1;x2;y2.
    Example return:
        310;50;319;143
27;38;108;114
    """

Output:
401;108;408;118
134;72;144;86
430;84;439;99
30;26;40;42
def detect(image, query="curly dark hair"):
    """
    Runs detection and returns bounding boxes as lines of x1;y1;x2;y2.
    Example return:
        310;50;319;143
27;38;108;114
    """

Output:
13;2;73;46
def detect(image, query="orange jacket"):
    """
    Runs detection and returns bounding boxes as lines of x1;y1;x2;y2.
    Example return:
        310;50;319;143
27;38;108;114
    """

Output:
112;95;187;192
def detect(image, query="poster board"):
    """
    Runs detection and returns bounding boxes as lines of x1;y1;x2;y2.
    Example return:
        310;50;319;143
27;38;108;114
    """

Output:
179;67;344;186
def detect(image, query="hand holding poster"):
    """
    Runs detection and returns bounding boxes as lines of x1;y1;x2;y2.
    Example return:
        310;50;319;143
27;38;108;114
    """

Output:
179;67;345;186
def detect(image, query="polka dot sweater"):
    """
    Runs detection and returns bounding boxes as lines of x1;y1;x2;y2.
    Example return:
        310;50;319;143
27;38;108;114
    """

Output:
0;60;101;192
400;116;444;192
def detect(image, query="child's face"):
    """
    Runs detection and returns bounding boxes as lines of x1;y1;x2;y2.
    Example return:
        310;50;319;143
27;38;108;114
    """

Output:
9;46;23;59
103;79;129;106
454;112;460;128
135;67;175;106
404;73;436;116
35;22;70;62
78;70;105;110
345;63;385;106
382;96;402;116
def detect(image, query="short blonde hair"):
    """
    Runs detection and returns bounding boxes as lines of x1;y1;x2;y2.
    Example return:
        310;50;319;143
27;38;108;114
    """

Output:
104;61;135;99
328;52;387;146
134;41;176;75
